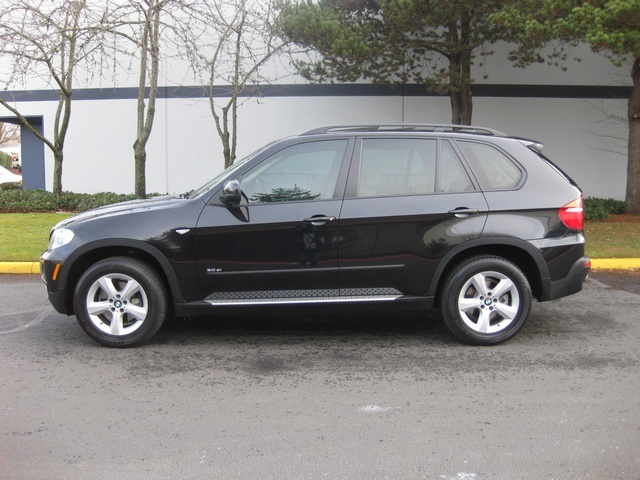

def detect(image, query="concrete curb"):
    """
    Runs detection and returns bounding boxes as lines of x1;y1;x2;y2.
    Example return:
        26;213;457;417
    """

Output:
1;259;638;275
590;258;640;270
0;262;41;274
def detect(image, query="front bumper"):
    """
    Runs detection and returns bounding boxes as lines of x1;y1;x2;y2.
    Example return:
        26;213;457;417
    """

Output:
40;252;70;315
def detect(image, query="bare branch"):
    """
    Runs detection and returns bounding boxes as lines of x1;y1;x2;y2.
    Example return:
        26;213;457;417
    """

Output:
198;0;293;168
0;0;100;193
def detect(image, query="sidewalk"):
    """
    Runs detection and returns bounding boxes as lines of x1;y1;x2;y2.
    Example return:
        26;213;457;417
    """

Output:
2;259;639;275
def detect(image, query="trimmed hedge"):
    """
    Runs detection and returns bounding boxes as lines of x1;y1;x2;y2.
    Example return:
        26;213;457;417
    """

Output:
0;189;151;213
584;197;626;221
0;182;22;192
0;151;11;169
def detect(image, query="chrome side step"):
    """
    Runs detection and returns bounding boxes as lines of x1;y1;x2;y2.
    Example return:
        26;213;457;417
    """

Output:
205;295;401;306
204;288;402;306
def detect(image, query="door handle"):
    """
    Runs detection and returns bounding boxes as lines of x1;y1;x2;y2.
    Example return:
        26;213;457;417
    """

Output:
303;215;336;226
447;207;479;218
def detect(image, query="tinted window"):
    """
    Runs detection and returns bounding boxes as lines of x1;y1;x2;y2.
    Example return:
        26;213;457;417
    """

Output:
241;140;348;203
458;141;522;190
358;139;437;196
357;139;473;197
440;141;474;192
528;146;579;187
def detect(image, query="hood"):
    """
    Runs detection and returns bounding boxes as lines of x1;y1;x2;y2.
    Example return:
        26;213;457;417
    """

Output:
54;195;189;230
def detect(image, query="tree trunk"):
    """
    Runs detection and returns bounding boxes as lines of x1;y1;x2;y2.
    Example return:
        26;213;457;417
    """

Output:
448;58;473;126
134;140;147;197
53;90;73;195
135;29;149;199
449;84;462;125
222;105;232;169
447;15;473;126
448;52;462;125
134;0;160;198
626;57;640;215
53;150;63;195
459;61;473;126
459;11;473;126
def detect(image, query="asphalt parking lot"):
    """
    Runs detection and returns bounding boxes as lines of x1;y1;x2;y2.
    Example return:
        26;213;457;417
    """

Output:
1;272;639;480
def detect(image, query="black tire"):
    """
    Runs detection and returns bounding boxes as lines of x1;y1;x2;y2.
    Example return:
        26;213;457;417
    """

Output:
440;256;532;345
73;256;168;347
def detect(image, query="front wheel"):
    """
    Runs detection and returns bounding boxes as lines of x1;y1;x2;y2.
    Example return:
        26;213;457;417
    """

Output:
441;256;532;345
73;257;168;347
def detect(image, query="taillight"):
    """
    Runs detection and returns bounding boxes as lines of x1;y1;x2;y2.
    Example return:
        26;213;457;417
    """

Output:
559;197;584;230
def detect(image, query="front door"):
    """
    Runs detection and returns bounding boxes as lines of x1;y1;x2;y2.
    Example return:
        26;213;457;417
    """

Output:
196;139;351;302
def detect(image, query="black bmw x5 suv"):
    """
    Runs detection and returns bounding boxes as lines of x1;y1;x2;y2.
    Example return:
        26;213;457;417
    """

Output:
41;125;590;347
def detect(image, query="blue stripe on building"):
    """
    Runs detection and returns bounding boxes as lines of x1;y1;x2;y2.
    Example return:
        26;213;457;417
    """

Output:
0;83;632;102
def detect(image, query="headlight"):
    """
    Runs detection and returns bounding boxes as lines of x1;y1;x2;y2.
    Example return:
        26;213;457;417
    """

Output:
49;228;75;250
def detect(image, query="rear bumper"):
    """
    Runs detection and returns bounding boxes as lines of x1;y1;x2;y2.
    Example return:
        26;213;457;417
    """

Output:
544;255;590;301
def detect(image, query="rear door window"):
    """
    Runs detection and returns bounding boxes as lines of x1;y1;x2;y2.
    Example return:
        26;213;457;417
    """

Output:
355;138;473;197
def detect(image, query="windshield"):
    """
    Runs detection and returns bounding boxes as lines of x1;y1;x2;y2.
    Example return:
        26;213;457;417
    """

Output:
187;143;274;199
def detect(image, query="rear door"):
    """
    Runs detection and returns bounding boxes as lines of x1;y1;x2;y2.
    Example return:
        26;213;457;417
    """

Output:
337;137;489;297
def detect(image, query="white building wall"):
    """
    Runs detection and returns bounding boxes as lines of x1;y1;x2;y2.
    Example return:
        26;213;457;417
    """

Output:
4;92;629;199
0;42;632;199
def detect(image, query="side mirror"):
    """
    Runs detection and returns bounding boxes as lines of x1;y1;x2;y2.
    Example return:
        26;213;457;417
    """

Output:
220;179;242;205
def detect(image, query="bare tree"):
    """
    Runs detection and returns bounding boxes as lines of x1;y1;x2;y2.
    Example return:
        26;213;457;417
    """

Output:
195;0;290;168
103;0;208;197
0;122;20;147
0;0;98;194
101;0;169;198
132;0;162;199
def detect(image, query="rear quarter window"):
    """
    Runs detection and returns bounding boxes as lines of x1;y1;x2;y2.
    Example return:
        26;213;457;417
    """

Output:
458;141;523;190
527;146;579;188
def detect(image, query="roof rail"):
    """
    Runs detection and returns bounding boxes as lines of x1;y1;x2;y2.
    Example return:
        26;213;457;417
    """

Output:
301;124;507;137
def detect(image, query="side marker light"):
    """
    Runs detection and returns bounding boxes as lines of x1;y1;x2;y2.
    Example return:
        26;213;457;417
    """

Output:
52;264;61;281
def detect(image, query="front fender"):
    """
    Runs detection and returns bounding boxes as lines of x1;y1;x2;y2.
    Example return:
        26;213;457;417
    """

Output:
55;238;196;312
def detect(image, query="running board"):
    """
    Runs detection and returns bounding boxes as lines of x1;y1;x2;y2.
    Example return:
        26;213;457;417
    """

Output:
203;288;402;306
205;295;401;306
174;291;435;316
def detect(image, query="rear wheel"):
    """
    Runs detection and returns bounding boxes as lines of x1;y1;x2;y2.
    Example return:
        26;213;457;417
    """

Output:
73;257;167;347
441;256;532;345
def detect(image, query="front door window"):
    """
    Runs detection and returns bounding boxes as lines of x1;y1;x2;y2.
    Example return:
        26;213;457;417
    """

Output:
241;140;348;203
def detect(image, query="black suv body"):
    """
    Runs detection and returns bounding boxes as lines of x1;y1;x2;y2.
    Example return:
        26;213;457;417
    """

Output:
41;125;590;347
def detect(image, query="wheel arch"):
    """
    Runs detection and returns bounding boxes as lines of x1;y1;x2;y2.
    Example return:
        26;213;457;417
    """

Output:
60;239;184;315
428;237;549;306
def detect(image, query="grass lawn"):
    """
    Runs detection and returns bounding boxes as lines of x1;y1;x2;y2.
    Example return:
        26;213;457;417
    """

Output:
584;217;640;259
0;213;72;262
0;212;638;262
